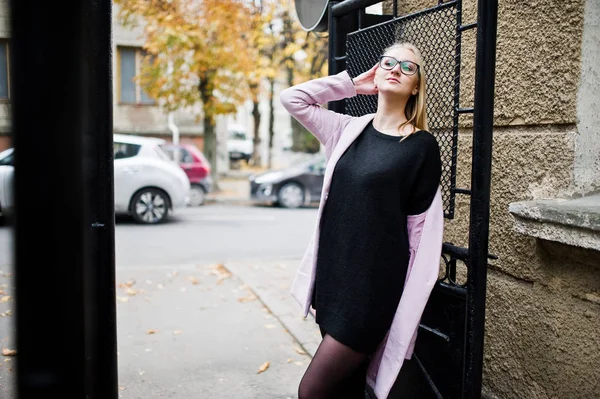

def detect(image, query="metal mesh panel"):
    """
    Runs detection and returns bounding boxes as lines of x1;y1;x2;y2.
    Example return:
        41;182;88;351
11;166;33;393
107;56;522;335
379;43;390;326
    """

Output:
346;3;459;218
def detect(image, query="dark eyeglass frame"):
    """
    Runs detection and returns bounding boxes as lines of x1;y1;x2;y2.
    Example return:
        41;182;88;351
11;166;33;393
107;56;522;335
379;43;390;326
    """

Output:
378;56;420;76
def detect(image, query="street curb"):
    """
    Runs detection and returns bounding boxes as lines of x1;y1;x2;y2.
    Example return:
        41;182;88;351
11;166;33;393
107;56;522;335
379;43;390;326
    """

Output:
204;197;254;206
222;260;321;359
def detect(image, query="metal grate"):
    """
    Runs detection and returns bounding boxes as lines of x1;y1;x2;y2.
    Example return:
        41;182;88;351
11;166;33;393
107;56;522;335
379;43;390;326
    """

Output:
346;2;460;218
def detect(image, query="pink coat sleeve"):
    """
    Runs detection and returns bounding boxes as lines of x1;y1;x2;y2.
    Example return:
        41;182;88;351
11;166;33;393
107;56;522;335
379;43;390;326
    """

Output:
279;71;356;146
367;187;444;399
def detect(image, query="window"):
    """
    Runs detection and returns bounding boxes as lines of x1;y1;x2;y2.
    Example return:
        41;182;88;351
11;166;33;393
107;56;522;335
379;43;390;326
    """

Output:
118;47;154;105
161;145;194;163
0;40;10;100
113;142;141;159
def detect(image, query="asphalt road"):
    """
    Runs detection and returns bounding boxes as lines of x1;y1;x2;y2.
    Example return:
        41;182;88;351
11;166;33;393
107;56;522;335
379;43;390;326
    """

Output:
0;204;318;269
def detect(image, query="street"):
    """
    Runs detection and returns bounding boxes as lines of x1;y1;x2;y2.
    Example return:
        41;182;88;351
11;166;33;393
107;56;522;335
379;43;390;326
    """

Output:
0;204;322;398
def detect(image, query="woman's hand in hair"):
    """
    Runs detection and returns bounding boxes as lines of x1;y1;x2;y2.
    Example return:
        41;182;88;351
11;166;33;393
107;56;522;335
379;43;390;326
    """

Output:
352;64;379;96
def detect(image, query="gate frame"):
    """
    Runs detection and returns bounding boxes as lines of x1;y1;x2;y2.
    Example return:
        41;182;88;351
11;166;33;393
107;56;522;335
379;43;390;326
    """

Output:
326;0;498;397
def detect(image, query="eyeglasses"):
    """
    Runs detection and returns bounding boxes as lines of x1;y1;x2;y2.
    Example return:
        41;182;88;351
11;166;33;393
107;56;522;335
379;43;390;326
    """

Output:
379;56;420;76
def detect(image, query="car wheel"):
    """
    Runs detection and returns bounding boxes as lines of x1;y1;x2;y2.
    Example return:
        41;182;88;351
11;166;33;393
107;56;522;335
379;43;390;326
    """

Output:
277;182;304;209
188;185;206;207
131;188;169;224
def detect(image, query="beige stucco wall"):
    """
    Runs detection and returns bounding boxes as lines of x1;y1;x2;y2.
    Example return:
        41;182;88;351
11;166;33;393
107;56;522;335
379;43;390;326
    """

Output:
379;1;599;398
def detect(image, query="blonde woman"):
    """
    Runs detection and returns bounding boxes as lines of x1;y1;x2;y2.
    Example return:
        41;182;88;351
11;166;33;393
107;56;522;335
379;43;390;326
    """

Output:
281;42;444;398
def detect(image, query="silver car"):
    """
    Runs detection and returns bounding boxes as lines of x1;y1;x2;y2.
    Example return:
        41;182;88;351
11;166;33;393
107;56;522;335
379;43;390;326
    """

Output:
0;134;190;224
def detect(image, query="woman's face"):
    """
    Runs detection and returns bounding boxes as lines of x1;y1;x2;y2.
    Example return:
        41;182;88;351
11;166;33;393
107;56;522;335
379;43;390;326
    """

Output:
374;47;420;99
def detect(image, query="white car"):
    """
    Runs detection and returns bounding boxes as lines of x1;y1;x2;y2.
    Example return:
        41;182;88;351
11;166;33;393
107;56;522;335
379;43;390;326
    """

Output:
0;134;191;224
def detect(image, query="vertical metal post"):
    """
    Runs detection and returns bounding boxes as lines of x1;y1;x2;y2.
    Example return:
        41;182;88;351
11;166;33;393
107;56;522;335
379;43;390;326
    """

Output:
81;1;119;398
11;1;118;397
464;0;498;397
328;1;343;113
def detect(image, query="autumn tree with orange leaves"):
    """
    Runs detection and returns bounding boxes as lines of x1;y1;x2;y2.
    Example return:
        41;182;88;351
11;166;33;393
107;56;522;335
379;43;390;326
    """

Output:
115;0;254;183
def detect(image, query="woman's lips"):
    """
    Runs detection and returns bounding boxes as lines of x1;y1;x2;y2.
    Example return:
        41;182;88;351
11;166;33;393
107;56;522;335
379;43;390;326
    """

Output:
386;78;400;83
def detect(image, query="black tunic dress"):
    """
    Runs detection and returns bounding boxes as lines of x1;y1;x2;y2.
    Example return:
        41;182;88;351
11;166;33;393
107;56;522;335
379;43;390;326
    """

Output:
313;121;442;354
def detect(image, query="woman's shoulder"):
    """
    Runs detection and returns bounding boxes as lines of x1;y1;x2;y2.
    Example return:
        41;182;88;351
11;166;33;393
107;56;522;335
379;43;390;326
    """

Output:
409;130;439;147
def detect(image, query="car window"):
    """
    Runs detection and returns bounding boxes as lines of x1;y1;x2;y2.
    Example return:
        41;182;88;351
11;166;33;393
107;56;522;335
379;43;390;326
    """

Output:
0;152;13;166
114;142;141;159
160;145;193;163
229;131;247;140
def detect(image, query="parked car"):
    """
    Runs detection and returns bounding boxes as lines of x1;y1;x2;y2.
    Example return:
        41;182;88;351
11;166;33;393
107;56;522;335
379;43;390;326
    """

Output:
0;135;191;225
227;124;253;163
113;134;190;223
159;142;212;206
0;148;14;220
249;155;326;209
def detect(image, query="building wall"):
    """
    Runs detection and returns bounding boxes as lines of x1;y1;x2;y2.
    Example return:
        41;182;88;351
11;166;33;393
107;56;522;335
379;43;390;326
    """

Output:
379;1;598;398
0;0;10;150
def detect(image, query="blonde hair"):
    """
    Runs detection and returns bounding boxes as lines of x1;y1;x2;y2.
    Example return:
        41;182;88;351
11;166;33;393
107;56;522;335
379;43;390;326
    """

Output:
383;42;428;138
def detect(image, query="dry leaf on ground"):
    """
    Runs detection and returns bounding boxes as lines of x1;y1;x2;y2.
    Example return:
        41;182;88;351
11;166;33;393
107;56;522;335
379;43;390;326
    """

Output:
257;361;270;374
238;293;257;303
173;330;182;335
0;296;10;303
295;348;307;355
116;296;129;303
211;264;232;284
124;287;138;296
118;280;135;289
186;276;200;285
146;329;158;335
2;348;16;356
264;324;276;329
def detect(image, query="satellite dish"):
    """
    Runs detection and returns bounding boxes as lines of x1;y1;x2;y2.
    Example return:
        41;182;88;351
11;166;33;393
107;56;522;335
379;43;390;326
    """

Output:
294;0;329;32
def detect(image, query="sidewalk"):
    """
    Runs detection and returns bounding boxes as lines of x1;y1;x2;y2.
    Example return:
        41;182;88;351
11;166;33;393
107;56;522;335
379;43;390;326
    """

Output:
0;259;317;399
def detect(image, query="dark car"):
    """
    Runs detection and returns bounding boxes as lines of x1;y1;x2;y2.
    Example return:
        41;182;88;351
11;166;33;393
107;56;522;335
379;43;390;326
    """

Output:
249;155;326;208
160;142;213;206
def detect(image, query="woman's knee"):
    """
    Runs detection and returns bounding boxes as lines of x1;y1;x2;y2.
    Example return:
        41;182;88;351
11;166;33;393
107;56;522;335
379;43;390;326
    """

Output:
298;377;327;399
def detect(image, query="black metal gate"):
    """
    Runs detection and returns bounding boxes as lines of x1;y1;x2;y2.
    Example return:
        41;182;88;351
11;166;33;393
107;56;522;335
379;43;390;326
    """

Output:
326;0;498;398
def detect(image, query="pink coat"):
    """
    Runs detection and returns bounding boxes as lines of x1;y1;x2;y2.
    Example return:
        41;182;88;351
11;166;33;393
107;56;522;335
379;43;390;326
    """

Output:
280;70;444;399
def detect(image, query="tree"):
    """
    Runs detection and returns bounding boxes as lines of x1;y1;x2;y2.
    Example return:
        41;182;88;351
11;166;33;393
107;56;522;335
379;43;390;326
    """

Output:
114;0;253;185
278;3;328;153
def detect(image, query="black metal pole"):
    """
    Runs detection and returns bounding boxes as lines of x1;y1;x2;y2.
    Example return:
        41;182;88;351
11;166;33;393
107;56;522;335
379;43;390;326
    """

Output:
328;1;344;113
464;0;498;397
11;1;117;397
81;1;119;398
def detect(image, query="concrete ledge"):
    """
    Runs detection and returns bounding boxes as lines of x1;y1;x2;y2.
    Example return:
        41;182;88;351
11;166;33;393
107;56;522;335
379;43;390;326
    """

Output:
509;194;600;251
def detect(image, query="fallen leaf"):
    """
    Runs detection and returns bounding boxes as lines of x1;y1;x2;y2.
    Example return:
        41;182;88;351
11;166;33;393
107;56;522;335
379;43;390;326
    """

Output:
5;310;11;316
116;296;129;303
0;289;4;295
173;330;182;335
257;361;270;374
118;280;135;289
0;296;10;303
4;358;11;363
287;358;293;363
295;348;307;355
186;276;200;285
211;264;232;284
2;348;16;356
146;329;158;335
238;293;257;303
124;287;137;296
119;386;126;391
294;361;304;366
264;324;276;329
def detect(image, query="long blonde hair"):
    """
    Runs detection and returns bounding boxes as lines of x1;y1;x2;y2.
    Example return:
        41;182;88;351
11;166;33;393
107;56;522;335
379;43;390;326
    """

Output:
383;42;428;138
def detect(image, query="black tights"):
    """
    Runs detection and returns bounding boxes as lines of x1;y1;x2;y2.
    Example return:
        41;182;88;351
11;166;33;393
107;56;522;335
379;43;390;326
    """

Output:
298;326;370;399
